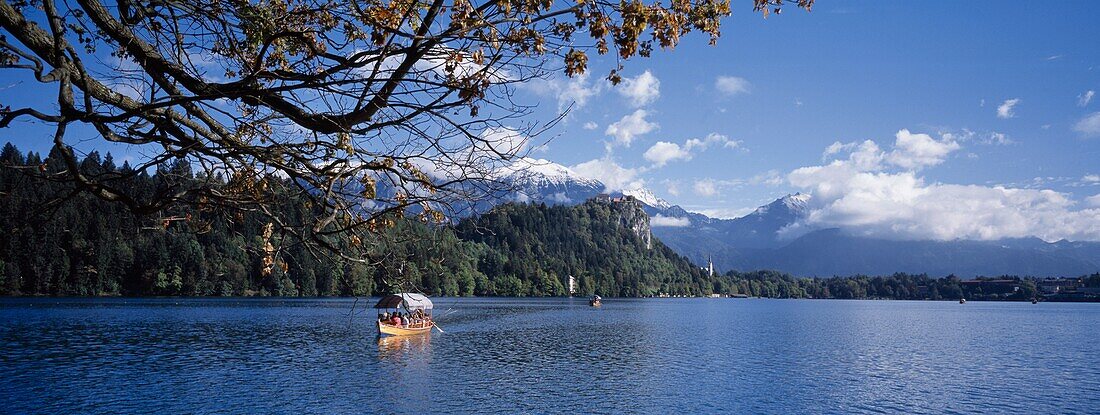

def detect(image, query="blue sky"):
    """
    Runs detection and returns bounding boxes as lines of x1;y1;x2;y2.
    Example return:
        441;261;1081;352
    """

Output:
506;0;1100;241
3;1;1100;241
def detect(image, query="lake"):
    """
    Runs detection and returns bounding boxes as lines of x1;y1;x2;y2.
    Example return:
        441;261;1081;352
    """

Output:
1;298;1098;414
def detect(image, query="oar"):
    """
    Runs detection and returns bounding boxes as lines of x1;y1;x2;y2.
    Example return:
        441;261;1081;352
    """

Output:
433;322;446;333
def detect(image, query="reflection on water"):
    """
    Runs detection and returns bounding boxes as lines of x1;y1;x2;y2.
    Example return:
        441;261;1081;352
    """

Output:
377;334;432;360
1;297;1099;414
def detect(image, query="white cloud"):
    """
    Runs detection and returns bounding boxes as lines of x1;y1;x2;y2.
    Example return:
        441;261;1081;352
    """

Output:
1087;194;1100;208
784;130;1100;242
605;109;657;147
571;158;645;192
650;214;691;227
1074;112;1100;137
616;70;660;107
527;73;604;112
693;179;719;197
643;133;742;167
940;129;1012;146
824;140;885;171
997;98;1021;119
665;180;682;196
582;121;599;130
824;130;960;171
547;192;571;203
1079;90;1095;107
684;133;742;152
715;76;750;96
643;141;691;167
396;45;514;85
475;126;527;156
750;170;785;186
823;141;857;160
1084;174;1100;183
886;129;961;169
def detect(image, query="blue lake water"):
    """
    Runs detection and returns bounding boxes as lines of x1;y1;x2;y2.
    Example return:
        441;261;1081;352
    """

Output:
2;297;1098;414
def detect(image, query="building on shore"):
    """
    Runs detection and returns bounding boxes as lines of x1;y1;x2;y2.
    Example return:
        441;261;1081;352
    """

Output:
1038;278;1081;295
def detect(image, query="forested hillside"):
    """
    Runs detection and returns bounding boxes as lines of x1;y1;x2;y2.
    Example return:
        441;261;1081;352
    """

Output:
0;143;709;297
455;200;713;297
0;143;378;296
3;142;1097;300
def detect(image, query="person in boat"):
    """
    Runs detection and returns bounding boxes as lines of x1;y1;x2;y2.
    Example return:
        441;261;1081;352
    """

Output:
389;313;401;327
400;313;409;328
380;312;390;323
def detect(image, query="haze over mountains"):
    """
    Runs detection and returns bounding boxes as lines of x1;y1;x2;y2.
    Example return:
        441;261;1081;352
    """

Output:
498;158;1100;278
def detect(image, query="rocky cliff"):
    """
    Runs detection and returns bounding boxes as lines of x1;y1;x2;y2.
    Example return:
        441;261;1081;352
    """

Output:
596;195;652;250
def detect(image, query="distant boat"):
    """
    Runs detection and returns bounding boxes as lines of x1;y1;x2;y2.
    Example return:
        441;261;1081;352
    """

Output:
959;298;966;304
1032;298;1038;304
589;295;602;307
374;293;435;336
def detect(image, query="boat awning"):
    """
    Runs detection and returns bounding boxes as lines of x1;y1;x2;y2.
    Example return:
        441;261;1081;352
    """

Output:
374;293;433;310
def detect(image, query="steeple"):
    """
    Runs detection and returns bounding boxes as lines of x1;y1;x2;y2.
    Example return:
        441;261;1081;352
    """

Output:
708;256;714;277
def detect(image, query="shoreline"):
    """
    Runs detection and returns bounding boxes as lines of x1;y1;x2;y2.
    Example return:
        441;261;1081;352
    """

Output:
3;295;1098;303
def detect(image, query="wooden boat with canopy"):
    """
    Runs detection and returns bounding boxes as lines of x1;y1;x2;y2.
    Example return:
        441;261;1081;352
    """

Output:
374;293;435;336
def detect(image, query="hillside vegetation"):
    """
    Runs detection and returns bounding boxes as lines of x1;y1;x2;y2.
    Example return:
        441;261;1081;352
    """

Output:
0;143;708;297
4;143;1096;300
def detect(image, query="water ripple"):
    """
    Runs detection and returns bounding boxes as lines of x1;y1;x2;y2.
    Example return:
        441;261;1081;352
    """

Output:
1;298;1098;414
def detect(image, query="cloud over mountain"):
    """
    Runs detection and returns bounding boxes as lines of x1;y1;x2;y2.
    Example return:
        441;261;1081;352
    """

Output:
787;129;1100;242
571;157;645;192
650;214;691;227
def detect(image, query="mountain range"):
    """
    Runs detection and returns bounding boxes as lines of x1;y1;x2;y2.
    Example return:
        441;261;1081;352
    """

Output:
497;158;1100;277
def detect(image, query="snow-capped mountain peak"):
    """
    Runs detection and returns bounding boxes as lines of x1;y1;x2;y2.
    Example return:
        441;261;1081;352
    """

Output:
490;157;605;205
622;186;672;209
780;192;811;213
750;193;811;217
497;157;673;209
502;157;602;188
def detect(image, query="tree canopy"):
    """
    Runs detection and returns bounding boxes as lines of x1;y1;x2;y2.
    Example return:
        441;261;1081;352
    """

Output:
0;0;813;266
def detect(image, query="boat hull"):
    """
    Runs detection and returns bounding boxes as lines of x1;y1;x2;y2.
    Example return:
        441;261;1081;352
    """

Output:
377;321;433;336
